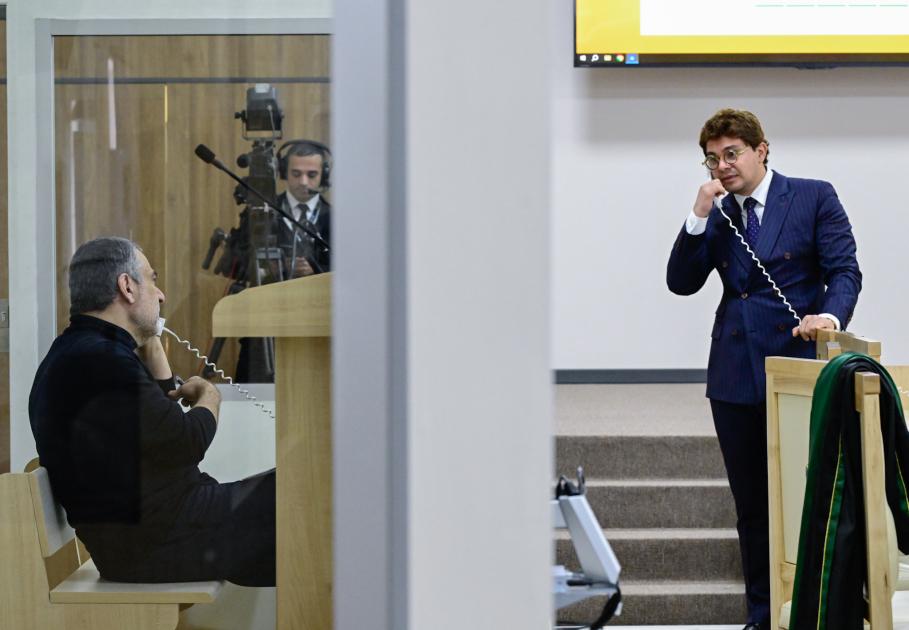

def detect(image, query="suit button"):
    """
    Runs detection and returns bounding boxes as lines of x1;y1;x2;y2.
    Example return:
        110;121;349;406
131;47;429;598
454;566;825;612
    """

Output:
741;292;748;300
778;323;786;331
721;261;728;268
731;328;739;336
784;252;792;260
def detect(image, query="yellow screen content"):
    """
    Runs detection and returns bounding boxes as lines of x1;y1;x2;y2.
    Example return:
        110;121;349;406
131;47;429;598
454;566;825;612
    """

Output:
577;0;909;55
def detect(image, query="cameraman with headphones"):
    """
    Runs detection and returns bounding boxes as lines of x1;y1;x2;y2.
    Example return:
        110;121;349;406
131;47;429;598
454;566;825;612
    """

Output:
236;139;332;383
276;139;332;276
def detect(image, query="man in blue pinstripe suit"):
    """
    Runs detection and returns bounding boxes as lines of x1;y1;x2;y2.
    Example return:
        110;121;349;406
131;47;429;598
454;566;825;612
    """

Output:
667;109;862;630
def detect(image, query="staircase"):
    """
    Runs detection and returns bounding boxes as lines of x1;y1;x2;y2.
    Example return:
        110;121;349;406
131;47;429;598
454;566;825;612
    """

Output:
554;384;748;626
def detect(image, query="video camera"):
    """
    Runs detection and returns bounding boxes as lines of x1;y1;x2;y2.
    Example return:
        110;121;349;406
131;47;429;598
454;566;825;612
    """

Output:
234;84;282;208
202;84;285;286
196;84;292;382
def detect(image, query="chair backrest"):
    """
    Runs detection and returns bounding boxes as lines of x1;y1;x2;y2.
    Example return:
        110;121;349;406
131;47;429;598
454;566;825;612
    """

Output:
28;467;76;558
854;372;893;628
0;466;83;618
816;329;882;362
767;357;896;629
767;354;823;621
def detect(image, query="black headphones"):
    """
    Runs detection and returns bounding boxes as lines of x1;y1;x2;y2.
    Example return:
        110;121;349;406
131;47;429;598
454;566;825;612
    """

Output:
277;139;332;189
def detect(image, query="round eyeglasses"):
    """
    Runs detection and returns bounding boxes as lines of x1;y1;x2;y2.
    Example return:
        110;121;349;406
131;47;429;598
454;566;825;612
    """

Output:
702;147;748;170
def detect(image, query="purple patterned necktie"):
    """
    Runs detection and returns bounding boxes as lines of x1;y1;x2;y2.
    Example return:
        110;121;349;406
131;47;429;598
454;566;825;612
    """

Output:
743;197;760;247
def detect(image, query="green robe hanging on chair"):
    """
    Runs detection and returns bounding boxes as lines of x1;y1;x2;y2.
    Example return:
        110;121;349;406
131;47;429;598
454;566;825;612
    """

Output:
789;353;909;629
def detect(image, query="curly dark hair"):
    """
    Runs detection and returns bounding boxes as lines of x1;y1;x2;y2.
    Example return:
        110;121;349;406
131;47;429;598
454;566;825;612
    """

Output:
699;108;769;166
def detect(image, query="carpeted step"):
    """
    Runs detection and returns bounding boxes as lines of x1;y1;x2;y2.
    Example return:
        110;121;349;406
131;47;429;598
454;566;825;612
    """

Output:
555;580;747;626
554;384;749;627
582;479;736;529
557;435;726;480
555;527;741;581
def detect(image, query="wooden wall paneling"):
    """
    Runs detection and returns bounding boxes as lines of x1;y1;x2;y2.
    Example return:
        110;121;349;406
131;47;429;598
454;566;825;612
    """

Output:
54;85;167;333
53;35;330;383
163;80;331;381
55;35;331;81
165;82;256;380
277;82;332;143
14;32;334;473
56;85;111;326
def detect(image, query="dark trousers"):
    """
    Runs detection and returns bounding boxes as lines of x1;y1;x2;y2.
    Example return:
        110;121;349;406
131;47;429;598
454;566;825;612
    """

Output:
100;469;276;587
711;399;770;626
236;337;275;383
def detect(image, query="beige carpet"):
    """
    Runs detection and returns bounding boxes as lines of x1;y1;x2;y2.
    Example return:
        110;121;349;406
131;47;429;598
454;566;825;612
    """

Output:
556;384;714;436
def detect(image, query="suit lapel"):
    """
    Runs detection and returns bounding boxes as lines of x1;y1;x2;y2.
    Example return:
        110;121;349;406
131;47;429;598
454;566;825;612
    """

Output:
754;172;792;261
275;192;292;239
313;198;328;236
718;194;752;272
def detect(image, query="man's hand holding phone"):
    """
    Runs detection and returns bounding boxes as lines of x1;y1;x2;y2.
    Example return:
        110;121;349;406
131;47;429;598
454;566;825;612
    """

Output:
168;376;221;422
694;179;727;218
136;334;172;380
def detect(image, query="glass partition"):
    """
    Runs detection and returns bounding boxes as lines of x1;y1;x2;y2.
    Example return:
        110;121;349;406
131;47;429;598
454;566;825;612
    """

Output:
1;18;9;473
53;34;331;381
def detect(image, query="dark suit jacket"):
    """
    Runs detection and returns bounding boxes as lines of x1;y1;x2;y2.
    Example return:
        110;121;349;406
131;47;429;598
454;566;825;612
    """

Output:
275;192;331;274
667;172;862;405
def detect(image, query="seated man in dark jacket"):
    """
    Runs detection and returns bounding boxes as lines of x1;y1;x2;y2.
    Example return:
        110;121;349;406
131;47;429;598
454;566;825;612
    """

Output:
29;236;274;587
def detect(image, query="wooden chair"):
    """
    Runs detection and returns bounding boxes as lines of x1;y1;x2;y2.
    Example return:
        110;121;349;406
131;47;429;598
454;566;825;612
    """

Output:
0;466;222;630
815;328;882;362
767;331;909;629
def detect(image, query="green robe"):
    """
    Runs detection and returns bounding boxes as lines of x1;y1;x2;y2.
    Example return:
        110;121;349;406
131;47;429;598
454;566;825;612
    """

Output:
789;352;909;629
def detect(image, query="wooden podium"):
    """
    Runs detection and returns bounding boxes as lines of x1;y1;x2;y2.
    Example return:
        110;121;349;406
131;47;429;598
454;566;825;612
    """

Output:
212;273;332;630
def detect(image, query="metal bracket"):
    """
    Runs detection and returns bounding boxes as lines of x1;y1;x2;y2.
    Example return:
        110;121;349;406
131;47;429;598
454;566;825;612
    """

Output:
0;299;8;353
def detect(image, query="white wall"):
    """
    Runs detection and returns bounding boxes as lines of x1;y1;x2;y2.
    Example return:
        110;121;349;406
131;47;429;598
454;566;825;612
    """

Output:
551;2;909;370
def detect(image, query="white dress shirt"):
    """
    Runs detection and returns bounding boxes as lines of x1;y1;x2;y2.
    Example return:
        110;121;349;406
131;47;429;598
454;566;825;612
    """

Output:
283;190;320;234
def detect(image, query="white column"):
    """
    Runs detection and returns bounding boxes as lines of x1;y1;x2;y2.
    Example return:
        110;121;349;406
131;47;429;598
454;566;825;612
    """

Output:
333;0;553;627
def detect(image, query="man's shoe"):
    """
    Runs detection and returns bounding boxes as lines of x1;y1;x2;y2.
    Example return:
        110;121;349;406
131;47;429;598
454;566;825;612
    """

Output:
743;624;768;630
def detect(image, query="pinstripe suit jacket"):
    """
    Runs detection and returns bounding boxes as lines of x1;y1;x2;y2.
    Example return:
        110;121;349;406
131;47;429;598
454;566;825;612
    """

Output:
667;171;862;405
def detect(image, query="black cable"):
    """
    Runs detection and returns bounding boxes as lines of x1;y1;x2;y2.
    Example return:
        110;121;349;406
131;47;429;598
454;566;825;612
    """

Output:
588;586;621;630
555;586;621;630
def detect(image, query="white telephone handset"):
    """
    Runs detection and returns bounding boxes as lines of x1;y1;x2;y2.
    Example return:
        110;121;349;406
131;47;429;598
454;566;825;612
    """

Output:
712;188;801;326
157;317;274;420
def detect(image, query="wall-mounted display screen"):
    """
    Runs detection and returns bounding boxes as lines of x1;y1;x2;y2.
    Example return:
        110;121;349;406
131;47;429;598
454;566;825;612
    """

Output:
575;0;909;66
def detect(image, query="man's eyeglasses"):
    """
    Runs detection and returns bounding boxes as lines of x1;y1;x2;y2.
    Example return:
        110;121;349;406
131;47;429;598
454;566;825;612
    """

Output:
702;147;749;170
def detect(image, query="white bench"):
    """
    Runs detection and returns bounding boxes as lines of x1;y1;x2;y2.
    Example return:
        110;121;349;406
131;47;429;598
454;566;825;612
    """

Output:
0;466;222;630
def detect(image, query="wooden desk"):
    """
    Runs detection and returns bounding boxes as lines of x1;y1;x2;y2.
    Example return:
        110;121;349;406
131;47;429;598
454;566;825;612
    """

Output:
213;273;332;630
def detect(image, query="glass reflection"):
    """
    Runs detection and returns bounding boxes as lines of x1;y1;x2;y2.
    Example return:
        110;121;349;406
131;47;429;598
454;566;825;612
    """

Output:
54;35;331;382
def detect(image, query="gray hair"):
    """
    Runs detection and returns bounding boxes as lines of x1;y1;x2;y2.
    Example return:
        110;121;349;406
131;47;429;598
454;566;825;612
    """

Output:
68;237;143;316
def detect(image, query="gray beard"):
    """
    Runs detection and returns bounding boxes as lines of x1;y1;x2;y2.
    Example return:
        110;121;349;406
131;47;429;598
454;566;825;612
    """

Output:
132;314;158;344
